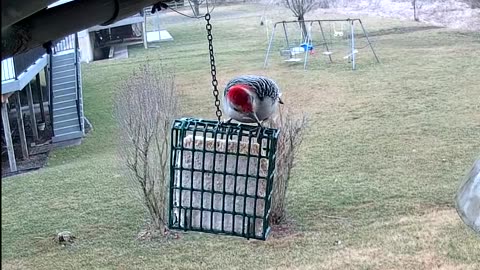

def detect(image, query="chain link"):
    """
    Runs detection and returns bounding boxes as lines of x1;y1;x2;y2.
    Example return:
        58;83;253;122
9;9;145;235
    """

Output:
205;13;222;121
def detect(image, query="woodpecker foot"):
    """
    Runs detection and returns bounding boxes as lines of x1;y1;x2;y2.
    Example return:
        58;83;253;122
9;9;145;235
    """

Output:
216;118;233;140
249;125;264;144
219;118;233;126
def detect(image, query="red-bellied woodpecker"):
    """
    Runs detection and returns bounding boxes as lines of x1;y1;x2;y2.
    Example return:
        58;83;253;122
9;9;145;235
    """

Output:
223;75;283;126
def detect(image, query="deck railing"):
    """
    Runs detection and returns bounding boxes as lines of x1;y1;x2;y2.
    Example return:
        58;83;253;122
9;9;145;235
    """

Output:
1;46;46;82
1;34;77;83
53;34;76;53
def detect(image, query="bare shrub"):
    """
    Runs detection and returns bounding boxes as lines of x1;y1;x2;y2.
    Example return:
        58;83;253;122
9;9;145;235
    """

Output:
471;0;480;8
369;0;382;9
114;64;179;235
317;0;337;8
266;106;308;225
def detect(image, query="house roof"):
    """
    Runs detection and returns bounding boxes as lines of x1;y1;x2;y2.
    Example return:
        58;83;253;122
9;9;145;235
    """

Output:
1;0;169;60
47;0;75;9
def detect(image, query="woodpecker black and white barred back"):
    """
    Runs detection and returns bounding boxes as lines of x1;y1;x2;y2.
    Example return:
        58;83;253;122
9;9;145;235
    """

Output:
223;75;283;126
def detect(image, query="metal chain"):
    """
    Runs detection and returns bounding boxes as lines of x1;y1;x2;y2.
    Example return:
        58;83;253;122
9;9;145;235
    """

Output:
205;13;222;121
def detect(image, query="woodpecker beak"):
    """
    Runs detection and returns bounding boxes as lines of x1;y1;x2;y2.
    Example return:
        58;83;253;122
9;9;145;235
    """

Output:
279;97;284;104
248;112;262;126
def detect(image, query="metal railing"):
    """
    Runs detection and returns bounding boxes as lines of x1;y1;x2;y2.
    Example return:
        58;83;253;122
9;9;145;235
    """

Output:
48;52;54;137
74;33;82;130
53;34;76;53
1;46;46;82
1;32;76;83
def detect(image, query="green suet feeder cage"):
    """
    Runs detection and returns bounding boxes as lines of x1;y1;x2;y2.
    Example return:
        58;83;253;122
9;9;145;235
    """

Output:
168;118;279;240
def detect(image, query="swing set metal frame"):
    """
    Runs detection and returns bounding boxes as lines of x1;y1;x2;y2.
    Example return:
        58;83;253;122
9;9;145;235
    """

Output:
264;19;380;70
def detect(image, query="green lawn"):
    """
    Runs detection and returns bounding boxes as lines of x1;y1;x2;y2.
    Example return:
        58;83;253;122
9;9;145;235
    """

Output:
2;4;480;269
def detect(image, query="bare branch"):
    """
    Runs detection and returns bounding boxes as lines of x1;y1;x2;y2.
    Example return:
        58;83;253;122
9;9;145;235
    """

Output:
282;0;317;37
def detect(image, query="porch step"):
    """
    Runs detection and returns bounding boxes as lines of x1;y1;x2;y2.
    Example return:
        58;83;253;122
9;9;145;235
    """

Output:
53;100;77;110
52;63;76;71
53;111;79;123
54;124;81;135
52;105;77;115
52;130;83;143
52;68;76;77
53;86;76;95
53;53;75;62
53;92;77;103
52;137;82;148
53;55;75;63
52;74;76;85
52;81;76;91
53;118;79;130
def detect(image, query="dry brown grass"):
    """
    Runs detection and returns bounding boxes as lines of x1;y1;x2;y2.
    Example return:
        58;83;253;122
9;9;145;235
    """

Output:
271;209;479;270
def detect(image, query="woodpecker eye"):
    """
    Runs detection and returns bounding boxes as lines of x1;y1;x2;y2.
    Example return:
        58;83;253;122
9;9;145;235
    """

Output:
233;107;241;112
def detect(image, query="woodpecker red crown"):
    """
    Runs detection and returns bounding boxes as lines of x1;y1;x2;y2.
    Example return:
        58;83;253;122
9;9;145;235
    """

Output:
226;84;253;113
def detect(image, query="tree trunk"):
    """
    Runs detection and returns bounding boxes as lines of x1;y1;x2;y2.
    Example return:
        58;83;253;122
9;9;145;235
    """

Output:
192;0;200;16
298;14;307;40
412;0;419;21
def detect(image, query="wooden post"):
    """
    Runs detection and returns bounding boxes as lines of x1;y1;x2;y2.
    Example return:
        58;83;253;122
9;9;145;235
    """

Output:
44;65;53;131
412;0;419;22
1;102;17;172
143;10;148;49
36;73;45;123
1;93;13;103
26;82;39;141
44;66;50;101
15;91;29;159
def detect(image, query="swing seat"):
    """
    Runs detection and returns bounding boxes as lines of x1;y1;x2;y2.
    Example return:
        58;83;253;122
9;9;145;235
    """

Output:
284;58;302;62
280;49;292;57
300;43;314;51
343;49;359;59
290;47;305;55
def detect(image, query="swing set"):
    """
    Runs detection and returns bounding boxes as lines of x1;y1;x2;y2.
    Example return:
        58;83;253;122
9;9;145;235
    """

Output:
264;19;380;70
